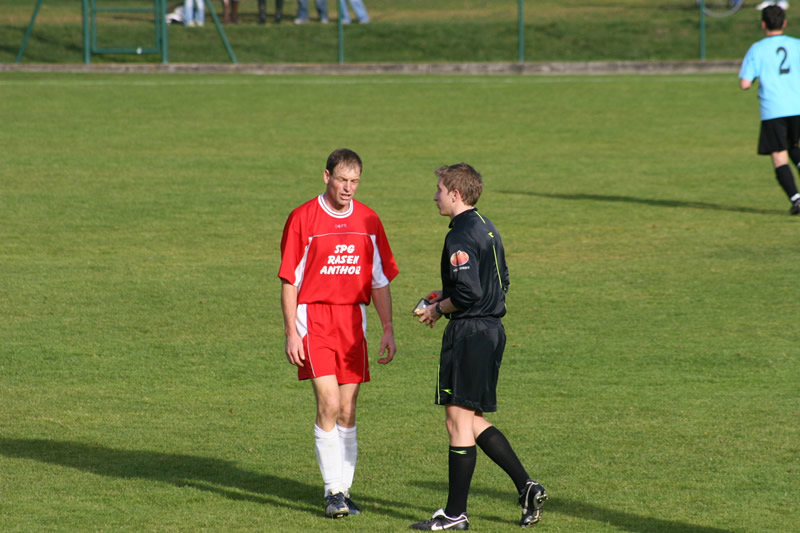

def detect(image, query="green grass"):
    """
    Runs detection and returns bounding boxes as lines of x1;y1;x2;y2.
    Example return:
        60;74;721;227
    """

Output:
1;0;792;64
1;71;799;532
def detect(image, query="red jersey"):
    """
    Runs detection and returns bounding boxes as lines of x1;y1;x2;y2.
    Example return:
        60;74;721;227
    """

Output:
279;195;399;305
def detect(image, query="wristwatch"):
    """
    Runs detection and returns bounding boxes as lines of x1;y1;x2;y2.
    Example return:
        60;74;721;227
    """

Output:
435;303;444;316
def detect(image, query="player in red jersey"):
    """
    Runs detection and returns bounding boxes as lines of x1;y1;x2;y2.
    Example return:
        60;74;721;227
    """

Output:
279;148;398;518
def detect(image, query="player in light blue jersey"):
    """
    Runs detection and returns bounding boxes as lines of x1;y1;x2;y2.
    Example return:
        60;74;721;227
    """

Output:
740;5;800;214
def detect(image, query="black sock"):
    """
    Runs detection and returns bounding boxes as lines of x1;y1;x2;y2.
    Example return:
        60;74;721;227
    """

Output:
775;165;800;201
444;445;476;517
789;146;800;168
476;426;530;493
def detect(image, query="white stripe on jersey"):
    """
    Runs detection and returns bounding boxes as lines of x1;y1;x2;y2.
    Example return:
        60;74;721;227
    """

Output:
370;234;389;289
296;303;309;338
317;194;353;218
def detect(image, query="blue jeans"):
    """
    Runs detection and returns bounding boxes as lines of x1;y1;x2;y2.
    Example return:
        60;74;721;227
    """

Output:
184;0;205;25
297;0;328;21
339;0;368;23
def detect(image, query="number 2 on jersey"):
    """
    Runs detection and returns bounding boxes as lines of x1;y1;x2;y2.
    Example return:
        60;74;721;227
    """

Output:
777;46;790;75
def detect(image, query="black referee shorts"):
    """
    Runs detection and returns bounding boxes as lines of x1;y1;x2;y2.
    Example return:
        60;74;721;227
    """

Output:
436;317;505;412
758;115;800;155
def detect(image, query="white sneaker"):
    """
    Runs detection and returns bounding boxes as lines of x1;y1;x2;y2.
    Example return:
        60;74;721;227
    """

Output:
755;1;773;9
778;0;789;9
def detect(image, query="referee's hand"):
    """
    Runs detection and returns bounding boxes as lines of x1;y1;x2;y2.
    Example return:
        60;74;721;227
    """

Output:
417;305;442;328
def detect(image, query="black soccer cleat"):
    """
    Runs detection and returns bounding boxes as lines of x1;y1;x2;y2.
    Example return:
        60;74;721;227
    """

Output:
325;491;350;519
410;509;469;530
790;200;800;215
519;480;547;527
344;494;362;515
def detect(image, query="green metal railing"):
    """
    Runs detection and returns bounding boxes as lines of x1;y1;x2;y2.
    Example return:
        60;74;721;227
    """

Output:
17;0;237;65
85;0;168;63
17;1;715;66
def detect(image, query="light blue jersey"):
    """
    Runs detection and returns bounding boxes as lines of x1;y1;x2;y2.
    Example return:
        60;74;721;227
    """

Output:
739;34;800;120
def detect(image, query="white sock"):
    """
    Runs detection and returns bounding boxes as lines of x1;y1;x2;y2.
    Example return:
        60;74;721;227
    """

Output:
314;424;343;496
338;424;357;495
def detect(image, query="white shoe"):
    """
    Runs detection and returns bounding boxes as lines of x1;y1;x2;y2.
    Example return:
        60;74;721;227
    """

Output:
778;0;789;9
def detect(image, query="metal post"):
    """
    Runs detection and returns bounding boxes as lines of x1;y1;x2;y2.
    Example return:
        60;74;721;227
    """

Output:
159;0;168;64
206;0;238;63
338;0;345;64
15;0;46;63
699;0;706;60
91;0;97;54
518;0;524;63
82;0;91;63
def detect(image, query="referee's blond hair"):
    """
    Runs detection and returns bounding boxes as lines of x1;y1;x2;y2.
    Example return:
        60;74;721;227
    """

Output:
435;163;483;206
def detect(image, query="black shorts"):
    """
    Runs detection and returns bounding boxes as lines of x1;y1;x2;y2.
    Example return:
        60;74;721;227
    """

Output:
436;317;505;412
758;115;800;155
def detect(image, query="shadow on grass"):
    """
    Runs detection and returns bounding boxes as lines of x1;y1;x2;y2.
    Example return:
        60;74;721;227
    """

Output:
413;481;732;533
4;28;85;63
0;437;420;521
500;190;781;216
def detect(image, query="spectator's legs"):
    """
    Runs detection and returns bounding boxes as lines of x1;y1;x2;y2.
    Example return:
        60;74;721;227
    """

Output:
196;0;205;25
296;0;309;21
338;0;351;24
348;0;368;23
315;0;329;22
184;0;194;25
222;0;230;23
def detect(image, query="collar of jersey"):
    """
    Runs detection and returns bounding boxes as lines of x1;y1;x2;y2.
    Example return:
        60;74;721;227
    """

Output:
317;194;353;218
449;207;477;228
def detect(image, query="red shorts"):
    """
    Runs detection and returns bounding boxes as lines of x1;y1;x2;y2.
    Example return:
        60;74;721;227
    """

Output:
296;303;370;383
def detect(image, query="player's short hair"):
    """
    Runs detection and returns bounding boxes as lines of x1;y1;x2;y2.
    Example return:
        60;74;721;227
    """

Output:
327;148;362;174
763;5;785;31
435;163;483;206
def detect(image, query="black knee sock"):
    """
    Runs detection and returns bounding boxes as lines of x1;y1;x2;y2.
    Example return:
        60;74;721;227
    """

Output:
444;445;476;517
775;164;800;201
476;426;530;493
789;146;800;168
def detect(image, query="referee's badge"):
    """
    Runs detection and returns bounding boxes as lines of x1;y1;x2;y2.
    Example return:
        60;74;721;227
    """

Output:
450;250;470;267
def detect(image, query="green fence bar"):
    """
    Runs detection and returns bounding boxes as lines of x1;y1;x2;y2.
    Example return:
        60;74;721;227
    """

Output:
338;14;344;64
518;0;525;63
206;0;237;64
699;0;706;60
15;0;45;63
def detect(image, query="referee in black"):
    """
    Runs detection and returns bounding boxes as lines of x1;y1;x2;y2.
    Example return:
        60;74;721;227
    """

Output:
411;163;547;531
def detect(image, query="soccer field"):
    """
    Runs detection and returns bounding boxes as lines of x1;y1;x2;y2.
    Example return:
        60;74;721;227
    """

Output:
1;72;797;532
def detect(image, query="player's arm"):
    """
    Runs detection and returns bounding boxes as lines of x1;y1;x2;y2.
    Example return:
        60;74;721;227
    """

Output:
371;284;396;364
738;47;756;91
280;279;305;367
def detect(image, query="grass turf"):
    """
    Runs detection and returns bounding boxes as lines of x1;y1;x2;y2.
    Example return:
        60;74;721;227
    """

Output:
0;72;798;531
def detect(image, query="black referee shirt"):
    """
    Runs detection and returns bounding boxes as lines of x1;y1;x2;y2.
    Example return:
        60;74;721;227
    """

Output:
440;208;509;320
